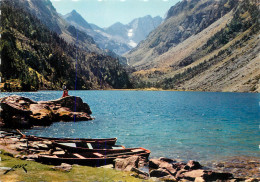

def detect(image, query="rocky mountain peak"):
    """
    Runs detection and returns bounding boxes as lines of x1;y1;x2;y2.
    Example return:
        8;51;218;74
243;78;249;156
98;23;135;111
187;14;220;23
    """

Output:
71;9;77;14
64;10;92;30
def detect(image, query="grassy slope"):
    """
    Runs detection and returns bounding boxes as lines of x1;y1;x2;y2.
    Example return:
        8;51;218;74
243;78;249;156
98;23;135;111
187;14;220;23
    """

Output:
0;150;151;182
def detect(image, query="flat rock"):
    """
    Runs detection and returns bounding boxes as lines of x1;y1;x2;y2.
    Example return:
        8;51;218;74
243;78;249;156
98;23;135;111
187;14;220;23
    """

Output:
0;95;93;128
99;164;114;169
183;169;205;180
194;177;205;182
37;144;49;150
16;146;27;151
52;163;72;172
203;171;233;181
245;178;260;182
131;167;149;177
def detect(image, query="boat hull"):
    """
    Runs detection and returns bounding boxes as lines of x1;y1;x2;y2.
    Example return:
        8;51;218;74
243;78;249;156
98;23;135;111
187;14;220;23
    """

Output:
38;154;116;166
53;142;150;159
27;136;117;145
38;149;150;166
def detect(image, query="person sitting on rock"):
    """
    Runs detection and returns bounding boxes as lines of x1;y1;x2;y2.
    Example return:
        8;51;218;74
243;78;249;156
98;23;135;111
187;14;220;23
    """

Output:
62;84;69;97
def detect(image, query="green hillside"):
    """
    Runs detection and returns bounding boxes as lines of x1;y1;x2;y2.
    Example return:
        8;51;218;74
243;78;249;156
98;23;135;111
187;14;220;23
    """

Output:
0;1;132;91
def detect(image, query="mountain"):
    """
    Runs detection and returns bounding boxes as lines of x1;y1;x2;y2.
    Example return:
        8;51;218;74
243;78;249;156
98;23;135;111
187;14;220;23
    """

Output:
11;0;102;54
0;0;132;91
64;11;163;55
127;15;163;46
125;0;260;93
105;22;129;40
104;15;163;51
63;10;92;30
63;10;131;56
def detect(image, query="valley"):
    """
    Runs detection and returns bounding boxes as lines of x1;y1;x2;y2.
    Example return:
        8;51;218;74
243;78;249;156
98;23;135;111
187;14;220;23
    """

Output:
0;0;259;93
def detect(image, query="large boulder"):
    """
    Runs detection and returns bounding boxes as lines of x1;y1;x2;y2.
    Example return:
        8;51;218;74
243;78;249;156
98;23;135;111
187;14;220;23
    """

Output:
0;95;93;128
149;157;234;181
114;156;140;171
150;169;170;178
149;158;177;175
0;95;35;128
184;160;202;170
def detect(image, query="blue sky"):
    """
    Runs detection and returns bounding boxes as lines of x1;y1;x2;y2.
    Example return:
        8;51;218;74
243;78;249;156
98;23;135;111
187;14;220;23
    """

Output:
50;0;180;28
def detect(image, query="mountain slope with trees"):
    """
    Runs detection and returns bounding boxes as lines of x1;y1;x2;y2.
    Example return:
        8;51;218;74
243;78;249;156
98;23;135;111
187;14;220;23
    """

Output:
0;0;132;91
12;0;102;54
125;0;260;92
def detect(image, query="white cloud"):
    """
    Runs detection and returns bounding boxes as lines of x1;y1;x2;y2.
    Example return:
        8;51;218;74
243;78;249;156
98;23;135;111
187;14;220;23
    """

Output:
72;0;80;1
120;0;126;2
98;0;103;1
162;0;169;1
50;0;61;2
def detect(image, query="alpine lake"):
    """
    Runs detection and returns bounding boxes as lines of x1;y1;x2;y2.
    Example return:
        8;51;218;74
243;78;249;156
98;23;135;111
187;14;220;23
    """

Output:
1;90;259;166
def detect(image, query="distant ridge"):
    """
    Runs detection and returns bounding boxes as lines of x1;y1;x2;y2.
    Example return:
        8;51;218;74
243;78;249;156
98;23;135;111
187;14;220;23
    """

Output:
64;10;163;55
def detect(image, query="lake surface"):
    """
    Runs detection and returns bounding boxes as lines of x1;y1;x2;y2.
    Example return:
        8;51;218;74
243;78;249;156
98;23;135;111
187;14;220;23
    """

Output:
1;90;259;163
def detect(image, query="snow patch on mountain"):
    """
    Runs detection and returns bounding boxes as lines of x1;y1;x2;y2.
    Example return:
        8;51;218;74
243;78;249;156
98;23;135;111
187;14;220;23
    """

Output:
129;40;137;47
128;29;134;37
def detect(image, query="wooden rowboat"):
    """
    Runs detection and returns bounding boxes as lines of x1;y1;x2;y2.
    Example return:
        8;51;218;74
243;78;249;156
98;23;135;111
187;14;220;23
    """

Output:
53;141;125;152
53;142;150;157
15;129;117;145
27;136;117;145
52;142;150;158
38;153;115;166
38;148;151;166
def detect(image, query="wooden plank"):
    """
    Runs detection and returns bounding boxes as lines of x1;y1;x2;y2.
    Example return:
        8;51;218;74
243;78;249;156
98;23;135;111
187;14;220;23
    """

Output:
131;149;143;152
93;152;104;158
73;153;86;159
87;143;93;149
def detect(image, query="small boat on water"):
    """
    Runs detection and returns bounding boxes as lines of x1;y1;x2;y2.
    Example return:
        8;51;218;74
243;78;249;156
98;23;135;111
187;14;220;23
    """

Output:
38;148;151;166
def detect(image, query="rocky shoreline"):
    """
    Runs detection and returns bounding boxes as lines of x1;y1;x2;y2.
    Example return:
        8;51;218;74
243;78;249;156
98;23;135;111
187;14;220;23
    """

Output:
0;130;259;181
0;95;93;128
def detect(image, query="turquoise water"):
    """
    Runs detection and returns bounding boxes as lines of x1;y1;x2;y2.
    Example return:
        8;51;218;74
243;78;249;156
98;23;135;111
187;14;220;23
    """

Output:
1;91;259;163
